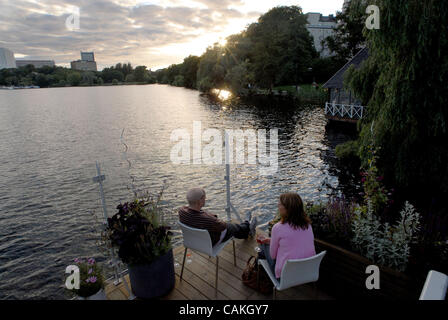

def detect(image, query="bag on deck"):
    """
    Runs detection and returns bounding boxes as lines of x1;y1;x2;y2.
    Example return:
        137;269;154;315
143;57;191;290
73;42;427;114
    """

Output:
241;256;273;295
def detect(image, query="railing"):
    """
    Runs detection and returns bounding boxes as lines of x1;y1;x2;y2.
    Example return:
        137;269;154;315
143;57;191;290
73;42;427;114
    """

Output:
325;102;365;120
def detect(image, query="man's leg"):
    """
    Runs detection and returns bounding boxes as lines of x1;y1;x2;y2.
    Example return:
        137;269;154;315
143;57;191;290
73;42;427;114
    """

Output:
222;221;250;241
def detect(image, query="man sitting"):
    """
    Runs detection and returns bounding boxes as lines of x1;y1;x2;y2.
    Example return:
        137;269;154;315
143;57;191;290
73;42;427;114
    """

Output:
178;187;257;246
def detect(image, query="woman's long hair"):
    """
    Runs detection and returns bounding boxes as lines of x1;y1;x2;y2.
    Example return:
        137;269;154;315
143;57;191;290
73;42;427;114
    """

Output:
280;193;311;230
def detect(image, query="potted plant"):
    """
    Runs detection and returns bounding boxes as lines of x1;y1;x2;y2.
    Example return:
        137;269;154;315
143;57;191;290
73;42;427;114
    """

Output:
67;257;106;300
104;195;174;299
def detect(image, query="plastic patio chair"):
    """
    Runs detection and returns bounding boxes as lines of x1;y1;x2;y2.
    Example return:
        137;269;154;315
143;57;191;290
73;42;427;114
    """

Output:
258;251;326;300
419;270;448;300
178;221;236;295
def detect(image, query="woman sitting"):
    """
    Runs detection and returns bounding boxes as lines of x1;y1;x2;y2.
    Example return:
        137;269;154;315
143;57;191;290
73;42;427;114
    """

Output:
257;192;316;280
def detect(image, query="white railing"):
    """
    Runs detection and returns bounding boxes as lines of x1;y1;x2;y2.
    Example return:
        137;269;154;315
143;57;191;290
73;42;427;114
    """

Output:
325;102;365;120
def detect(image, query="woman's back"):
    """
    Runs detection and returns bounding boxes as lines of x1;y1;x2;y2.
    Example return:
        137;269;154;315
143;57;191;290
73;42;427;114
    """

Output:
270;222;316;278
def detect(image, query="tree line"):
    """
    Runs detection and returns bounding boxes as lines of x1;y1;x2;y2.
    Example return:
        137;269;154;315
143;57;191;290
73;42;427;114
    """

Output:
154;6;345;94
0;62;157;87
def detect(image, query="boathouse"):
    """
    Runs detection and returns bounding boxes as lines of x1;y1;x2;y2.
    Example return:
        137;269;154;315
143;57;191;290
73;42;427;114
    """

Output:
323;47;369;122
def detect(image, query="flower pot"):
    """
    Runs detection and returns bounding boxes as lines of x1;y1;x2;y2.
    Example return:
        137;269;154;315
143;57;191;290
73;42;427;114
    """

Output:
77;289;107;300
128;249;175;299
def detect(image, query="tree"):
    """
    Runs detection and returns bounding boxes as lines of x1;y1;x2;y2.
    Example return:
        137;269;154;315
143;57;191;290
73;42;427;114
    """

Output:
325;0;367;62
67;72;81;86
197;45;226;92
133;66;147;83
346;0;448;208
180;55;200;89
245;6;316;88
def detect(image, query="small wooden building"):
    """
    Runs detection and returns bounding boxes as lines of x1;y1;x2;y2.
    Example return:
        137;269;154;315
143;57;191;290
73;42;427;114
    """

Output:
323;47;369;122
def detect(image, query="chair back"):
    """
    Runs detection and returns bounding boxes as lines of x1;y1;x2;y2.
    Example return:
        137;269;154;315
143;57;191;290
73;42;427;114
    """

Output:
419;270;448;300
178;221;214;256
278;251;326;291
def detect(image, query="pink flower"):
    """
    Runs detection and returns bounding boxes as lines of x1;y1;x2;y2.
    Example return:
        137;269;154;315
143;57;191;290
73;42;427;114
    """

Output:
88;258;95;265
89;276;97;283
88;268;93;274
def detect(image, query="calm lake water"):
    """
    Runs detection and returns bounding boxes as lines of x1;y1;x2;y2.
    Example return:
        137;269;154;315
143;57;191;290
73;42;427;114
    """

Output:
0;84;359;299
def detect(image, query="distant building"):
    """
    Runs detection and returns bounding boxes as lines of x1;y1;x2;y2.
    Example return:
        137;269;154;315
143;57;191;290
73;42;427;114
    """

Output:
0;48;17;69
81;52;95;62
323;47;369;105
71;51;97;71
16;60;55;68
305;13;337;58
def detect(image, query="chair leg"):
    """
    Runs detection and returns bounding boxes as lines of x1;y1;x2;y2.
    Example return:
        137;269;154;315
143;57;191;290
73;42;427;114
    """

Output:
215;256;219;296
180;248;187;281
273;287;276;300
232;240;236;266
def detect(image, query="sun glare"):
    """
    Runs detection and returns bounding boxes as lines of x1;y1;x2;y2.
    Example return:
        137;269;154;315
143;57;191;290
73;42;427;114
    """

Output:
213;89;232;101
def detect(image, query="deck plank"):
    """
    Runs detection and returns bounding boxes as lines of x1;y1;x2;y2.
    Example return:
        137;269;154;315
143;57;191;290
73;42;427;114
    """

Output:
105;238;333;300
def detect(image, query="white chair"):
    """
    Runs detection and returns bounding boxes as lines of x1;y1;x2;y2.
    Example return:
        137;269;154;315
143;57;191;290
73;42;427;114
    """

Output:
419;270;448;300
258;251;326;300
178;221;236;295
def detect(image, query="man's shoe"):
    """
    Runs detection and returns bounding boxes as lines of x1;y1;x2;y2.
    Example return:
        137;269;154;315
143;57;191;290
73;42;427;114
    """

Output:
249;217;258;237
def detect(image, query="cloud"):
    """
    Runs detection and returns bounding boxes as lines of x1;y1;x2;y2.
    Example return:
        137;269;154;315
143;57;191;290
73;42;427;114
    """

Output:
0;0;343;69
0;0;260;69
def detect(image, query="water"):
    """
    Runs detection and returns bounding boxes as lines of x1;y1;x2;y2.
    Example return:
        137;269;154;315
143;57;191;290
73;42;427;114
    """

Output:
0;84;359;299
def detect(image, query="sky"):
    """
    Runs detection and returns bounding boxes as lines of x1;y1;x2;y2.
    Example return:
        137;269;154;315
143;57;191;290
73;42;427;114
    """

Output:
0;0;345;70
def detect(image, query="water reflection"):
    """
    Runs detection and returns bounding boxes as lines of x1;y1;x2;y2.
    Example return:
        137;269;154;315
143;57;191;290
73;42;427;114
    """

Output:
0;85;358;299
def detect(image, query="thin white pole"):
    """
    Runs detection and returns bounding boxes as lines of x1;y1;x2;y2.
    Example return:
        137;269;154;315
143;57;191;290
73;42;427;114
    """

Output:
225;132;231;222
93;162;135;299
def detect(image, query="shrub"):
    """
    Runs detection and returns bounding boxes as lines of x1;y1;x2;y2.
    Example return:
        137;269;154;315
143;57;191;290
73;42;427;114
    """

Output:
351;201;421;272
105;196;172;266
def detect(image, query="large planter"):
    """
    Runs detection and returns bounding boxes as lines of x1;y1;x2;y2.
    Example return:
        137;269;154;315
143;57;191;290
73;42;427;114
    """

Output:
315;239;426;300
128;249;175;299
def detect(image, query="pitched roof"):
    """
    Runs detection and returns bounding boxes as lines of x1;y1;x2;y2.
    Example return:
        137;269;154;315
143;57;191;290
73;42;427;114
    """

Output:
323;47;369;89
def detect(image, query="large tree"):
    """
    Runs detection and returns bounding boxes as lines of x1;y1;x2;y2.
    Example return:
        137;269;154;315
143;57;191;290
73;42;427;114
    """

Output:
346;0;448;209
246;6;316;88
325;0;367;62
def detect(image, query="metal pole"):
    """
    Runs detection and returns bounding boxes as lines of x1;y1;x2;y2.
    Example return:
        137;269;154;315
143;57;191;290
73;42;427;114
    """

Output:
225;132;231;222
93;162;135;299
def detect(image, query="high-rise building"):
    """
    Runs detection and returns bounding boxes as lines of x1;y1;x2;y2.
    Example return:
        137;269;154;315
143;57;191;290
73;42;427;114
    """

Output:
71;51;97;71
80;52;95;62
0;48;17;69
305;13;337;57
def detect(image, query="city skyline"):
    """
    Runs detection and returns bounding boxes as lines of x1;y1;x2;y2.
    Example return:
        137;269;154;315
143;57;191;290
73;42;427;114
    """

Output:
0;0;344;70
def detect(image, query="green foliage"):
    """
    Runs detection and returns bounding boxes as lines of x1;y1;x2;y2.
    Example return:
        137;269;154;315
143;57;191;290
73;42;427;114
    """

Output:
172;75;185;87
346;0;448;202
335;140;360;168
105;193;172;266
325;0;367;62
67;72;81;86
154;5;323;94
352;201;421;272
133;66;147;83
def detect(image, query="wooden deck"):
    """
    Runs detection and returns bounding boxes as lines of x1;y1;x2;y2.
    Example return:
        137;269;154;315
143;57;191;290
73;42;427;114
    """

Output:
105;238;334;300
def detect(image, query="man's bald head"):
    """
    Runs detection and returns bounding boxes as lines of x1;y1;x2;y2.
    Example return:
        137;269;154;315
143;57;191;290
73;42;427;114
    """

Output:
187;188;206;207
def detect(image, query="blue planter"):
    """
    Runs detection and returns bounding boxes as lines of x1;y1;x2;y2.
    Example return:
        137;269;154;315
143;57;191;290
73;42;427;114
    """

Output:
128;249;175;299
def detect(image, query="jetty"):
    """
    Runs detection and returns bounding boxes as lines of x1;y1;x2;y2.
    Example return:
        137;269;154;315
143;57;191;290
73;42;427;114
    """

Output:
105;237;333;300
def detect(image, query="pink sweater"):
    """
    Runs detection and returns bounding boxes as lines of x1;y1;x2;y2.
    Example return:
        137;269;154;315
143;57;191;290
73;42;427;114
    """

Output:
270;222;316;278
